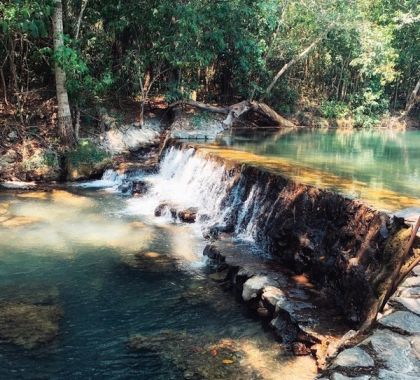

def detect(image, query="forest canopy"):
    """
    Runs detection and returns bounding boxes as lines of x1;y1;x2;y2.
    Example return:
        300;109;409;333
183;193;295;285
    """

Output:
0;0;419;133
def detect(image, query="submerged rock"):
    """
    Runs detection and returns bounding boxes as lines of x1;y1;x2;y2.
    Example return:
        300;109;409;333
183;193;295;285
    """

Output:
209;269;230;282
0;302;62;349
122;250;179;272
129;331;262;380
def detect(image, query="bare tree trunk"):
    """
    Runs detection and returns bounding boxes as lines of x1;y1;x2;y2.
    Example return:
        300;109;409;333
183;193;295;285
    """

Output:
8;37;17;96
74;106;81;140
264;26;333;96
168;100;295;128
75;0;88;40
0;60;8;105
405;77;420;114
53;0;75;147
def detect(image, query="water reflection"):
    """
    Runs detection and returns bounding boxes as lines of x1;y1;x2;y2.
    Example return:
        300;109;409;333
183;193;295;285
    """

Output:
211;129;420;211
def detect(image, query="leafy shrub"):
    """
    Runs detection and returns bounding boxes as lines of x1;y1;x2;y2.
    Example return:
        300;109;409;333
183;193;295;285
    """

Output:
320;101;350;119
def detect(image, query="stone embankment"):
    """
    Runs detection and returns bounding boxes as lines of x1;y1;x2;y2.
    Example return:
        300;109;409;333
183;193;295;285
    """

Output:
320;263;420;379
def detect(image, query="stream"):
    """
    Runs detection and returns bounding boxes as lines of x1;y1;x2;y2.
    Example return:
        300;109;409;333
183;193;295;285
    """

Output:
0;128;419;379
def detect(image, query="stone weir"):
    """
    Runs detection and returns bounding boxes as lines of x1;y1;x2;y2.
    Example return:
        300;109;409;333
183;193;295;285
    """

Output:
168;141;412;328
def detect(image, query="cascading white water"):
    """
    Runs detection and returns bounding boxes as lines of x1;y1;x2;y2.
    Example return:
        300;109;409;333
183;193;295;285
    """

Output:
88;146;262;241
125;147;235;226
73;169;126;190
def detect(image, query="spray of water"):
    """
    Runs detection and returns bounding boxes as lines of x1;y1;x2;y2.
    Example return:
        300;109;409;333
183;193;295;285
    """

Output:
94;146;263;241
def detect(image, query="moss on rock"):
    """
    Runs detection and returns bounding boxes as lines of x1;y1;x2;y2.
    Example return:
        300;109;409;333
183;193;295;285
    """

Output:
65;139;112;181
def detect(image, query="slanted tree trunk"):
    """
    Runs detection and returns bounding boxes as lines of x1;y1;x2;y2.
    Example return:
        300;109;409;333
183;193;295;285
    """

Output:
405;78;420;114
52;0;75;147
264;26;333;96
75;0;88;40
168;100;295;128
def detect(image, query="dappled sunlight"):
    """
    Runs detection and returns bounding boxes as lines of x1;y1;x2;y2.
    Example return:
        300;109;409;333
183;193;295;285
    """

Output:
0;190;156;257
239;338;317;380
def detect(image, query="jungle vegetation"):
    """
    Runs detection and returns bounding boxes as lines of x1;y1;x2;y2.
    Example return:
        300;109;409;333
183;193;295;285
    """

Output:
0;0;419;145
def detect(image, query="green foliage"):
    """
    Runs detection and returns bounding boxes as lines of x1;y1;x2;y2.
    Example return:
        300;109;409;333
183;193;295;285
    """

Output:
22;149;59;171
2;0;419;128
66;140;110;167
320;101;350;119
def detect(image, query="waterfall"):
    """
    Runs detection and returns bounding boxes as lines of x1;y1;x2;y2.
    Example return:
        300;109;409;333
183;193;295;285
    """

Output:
73;169;126;190
125;147;237;226
83;146;263;242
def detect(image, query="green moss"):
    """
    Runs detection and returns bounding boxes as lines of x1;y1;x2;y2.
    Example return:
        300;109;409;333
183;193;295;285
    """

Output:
191;111;214;128
21;149;59;172
66;139;110;167
65;139;112;181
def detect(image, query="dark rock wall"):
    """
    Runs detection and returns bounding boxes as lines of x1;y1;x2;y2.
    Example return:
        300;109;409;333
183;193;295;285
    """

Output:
185;145;407;325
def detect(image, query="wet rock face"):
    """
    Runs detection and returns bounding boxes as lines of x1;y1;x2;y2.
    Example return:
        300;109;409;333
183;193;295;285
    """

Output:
154;203;177;218
193;154;406;325
178;207;198;223
132;180;150;196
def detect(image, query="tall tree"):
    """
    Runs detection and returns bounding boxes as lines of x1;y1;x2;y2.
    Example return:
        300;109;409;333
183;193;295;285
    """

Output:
52;0;75;147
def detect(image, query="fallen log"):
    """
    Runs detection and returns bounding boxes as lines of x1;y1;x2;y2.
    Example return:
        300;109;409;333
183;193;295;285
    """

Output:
168;100;295;128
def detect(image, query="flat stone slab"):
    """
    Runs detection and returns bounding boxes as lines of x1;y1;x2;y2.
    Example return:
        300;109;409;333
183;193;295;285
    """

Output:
364;330;414;373
332;347;374;368
399;287;420;298
378;310;420;334
331;373;371;380
394;297;420;315
378;369;419;380
242;276;272;301
400;277;420;288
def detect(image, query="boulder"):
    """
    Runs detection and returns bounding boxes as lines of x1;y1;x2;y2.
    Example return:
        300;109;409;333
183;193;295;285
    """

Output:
65;140;112;181
178;207;198;223
242;275;271;302
364;330;413;373
132;180;150;196
169;109;225;140
154;203;177;218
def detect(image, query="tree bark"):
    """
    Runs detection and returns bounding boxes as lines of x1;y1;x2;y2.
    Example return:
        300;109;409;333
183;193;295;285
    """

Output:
53;0;75;147
264;26;333;96
405;77;420;114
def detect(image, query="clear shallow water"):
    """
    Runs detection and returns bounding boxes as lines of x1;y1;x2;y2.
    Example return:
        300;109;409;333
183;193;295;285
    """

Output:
216;129;420;211
0;189;316;379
